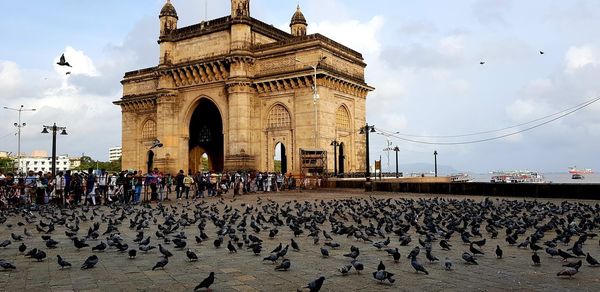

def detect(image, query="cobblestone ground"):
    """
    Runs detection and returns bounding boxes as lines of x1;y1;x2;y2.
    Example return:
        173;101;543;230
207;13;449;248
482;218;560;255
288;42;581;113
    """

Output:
0;189;599;292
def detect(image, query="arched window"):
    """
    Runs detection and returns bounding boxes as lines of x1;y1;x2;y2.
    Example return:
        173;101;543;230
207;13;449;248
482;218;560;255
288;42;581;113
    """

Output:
268;105;291;129
336;106;351;130
142;120;157;140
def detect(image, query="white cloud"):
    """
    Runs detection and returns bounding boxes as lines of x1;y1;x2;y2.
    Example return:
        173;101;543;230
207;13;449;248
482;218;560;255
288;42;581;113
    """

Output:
310;16;385;58
0;61;22;91
565;46;600;73
53;46;99;77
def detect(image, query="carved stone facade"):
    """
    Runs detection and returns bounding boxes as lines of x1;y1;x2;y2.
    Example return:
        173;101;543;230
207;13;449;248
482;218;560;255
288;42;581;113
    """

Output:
114;0;373;175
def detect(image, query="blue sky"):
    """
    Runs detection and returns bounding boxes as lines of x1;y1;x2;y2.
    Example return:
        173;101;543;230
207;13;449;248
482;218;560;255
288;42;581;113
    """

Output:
2;0;600;173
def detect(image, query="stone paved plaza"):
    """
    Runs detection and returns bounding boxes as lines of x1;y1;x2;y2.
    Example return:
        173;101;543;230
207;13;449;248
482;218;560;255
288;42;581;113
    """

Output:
0;190;599;292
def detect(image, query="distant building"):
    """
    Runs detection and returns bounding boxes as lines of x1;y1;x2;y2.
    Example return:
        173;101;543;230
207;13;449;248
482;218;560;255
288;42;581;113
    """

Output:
0;151;10;158
109;146;122;162
17;152;71;174
70;157;81;169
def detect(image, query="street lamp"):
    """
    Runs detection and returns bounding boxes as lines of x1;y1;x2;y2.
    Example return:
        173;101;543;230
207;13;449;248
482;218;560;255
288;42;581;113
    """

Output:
296;56;327;147
41;123;68;177
433;150;438;177
393;146;400;178
359;123;376;181
3;105;36;174
330;140;338;177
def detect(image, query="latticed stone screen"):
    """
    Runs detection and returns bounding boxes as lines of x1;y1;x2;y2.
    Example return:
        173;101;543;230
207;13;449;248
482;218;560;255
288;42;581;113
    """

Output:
142;120;157;139
336;106;351;129
268;105;291;128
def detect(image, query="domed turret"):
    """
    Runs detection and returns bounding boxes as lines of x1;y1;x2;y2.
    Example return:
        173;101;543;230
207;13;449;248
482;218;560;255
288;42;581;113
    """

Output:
159;0;178;36
290;5;307;37
160;0;178;19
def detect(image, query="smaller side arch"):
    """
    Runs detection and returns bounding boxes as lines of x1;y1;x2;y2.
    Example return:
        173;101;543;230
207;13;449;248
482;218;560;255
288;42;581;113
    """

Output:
266;103;292;129
141;119;157;141
335;105;351;130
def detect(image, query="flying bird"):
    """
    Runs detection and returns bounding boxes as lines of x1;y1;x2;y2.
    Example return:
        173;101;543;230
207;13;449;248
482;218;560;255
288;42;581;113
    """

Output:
57;54;72;67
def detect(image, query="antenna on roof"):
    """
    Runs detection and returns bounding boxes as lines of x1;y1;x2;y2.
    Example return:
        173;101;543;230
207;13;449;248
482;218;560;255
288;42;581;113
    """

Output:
204;0;208;21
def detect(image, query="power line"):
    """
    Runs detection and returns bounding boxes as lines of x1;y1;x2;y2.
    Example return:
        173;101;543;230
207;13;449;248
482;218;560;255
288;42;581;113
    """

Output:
392;96;600;138
376;96;600;145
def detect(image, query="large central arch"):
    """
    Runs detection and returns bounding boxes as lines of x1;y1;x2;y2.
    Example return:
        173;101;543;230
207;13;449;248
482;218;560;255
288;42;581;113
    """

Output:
189;98;224;172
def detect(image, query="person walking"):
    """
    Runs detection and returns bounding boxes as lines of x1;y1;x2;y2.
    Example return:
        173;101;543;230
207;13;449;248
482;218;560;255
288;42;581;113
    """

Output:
97;169;108;205
183;171;193;199
133;171;143;203
175;170;185;200
53;171;65;206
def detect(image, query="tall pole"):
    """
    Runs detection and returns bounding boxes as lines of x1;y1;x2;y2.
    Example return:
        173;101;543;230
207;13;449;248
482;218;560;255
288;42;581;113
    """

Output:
3;105;36;174
331;141;337;177
313;64;318;147
434;150;438;177
42;123;67;178
295;57;326;148
394;146;399;178
364;124;372;182
51;124;57;177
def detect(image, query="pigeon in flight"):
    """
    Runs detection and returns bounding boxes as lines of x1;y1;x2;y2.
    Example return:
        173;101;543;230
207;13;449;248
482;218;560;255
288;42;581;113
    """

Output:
480;61;485;65
57;54;72;67
540;51;545;55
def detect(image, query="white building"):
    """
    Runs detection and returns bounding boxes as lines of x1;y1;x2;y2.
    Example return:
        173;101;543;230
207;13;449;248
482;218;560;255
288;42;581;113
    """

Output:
109;146;122;162
17;152;71;174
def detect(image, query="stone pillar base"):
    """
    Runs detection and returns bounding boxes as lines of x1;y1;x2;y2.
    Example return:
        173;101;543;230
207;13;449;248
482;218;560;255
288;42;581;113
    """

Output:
224;154;257;171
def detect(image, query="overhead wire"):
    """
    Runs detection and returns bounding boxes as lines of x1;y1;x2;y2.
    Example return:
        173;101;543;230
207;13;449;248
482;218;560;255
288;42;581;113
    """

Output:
375;96;600;145
391;96;600;138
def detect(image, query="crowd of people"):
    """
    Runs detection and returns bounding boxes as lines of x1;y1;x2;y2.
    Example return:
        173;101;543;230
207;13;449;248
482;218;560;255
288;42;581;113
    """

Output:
0;168;321;209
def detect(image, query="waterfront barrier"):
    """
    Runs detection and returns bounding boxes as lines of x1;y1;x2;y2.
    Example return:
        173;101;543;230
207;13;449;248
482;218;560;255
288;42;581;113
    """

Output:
324;180;600;199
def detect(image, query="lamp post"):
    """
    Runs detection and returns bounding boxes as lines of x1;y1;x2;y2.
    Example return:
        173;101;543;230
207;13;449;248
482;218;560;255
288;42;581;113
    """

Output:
330;140;338;177
41;123;68;177
296;56;326;147
393;146;400;178
359;123;375;181
310;56;326;147
433;150;438;177
3;105;36;174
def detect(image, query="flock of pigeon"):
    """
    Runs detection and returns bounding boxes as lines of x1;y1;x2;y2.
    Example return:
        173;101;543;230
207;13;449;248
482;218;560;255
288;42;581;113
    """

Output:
0;195;599;291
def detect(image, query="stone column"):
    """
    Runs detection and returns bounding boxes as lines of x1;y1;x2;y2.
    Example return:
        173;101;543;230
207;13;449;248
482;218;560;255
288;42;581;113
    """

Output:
120;108;138;171
225;82;256;170
154;92;178;175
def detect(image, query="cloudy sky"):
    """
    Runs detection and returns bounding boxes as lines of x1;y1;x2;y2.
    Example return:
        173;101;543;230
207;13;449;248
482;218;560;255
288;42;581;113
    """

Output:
1;0;600;173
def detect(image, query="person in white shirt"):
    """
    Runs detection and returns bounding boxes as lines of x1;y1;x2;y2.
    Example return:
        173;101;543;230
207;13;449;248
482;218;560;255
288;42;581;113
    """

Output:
54;171;66;206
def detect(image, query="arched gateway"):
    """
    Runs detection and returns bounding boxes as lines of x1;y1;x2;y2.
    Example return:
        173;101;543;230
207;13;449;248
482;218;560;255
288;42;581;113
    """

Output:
114;0;373;175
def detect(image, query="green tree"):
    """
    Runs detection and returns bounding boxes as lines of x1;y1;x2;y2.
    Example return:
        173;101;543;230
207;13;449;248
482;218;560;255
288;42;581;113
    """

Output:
0;157;15;173
74;156;121;172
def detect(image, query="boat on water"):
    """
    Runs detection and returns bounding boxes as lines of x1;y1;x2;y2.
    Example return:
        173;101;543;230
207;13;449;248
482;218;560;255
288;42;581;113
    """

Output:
450;173;473;183
568;167;593;174
490;171;546;183
572;173;585;180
